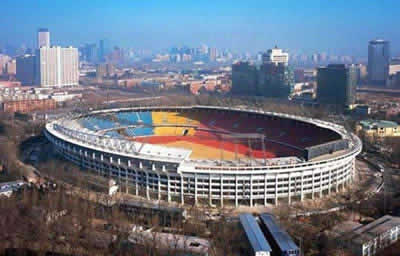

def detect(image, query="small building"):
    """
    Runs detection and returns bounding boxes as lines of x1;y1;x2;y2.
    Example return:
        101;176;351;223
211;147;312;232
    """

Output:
239;214;272;256
356;120;400;139
340;215;400;256
259;213;300;256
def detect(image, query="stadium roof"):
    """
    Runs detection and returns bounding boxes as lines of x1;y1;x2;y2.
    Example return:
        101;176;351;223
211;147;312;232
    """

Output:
239;214;272;253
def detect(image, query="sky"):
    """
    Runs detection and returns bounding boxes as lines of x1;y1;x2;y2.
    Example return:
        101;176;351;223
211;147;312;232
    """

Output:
0;0;399;56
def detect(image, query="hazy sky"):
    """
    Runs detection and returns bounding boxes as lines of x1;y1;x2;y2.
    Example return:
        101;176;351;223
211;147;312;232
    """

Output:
1;0;399;56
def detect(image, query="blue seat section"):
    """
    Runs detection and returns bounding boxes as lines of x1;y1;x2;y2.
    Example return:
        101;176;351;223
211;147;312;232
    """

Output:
104;131;123;139
80;117;116;131
117;111;154;137
116;111;153;125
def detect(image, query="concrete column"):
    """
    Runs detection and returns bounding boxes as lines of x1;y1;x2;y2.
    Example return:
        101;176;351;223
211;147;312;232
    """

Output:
328;169;332;195
264;174;268;206
158;174;161;200
250;175;253;207
125;168;128;194
235;175;239;208
300;172;304;201
146;172;150;200
275;174;279;206
220;176;224;207
336;169;340;192
180;176;184;205
288;174;292;205
167;175;171;202
194;174;198;205
209;175;212;206
320;171;323;198
312;170;315;200
135;170;139;196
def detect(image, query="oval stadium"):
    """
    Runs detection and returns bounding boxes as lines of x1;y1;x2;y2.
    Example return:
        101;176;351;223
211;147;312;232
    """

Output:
44;106;362;207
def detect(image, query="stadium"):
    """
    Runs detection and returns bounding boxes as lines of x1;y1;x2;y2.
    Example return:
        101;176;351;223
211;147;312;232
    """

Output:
44;105;362;207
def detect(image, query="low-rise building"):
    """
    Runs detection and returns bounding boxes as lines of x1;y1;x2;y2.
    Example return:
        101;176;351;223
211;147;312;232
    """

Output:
356;120;400;139
2;98;56;113
339;215;400;256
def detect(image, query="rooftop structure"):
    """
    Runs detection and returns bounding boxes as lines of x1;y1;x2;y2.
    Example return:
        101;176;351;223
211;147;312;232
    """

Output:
259;213;299;256
341;215;400;256
240;214;272;256
356;120;400;139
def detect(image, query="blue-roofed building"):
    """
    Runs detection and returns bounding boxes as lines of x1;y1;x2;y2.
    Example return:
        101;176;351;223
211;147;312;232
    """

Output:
239;214;272;256
259;213;299;256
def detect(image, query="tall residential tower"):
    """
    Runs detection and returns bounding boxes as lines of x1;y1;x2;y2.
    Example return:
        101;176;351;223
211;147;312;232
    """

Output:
35;46;79;87
37;28;50;48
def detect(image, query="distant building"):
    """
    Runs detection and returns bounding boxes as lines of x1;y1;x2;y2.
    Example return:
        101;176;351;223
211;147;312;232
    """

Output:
258;62;294;98
231;61;258;95
294;69;305;83
5;59;16;75
1;98;56;113
96;63;114;81
356;120;400;139
35;46;79;87
262;47;289;65
37;28;50;48
81;43;98;63
0;54;11;75
368;39;390;85
232;47;293;98
317;64;357;106
209;47;217;62
16;55;36;85
98;39;106;62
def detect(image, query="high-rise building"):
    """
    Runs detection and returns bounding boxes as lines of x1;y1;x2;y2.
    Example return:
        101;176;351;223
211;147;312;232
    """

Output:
0;54;11;75
209;48;217;62
16;55;36;85
258;62;294;98
81;43;98;63
231;62;258;95
368;39;390;85
35;46;79;87
317;64;357;106
232;47;293;98
98;39;106;62
262;47;289;65
5;60;16;75
37;28;50;48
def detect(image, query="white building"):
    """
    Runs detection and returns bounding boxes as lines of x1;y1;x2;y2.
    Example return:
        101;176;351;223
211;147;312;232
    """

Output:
341;215;400;256
263;47;289;66
368;39;390;85
35;46;79;87
38;28;50;48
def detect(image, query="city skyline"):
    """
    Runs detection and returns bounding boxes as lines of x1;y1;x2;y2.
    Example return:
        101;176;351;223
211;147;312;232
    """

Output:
0;0;399;56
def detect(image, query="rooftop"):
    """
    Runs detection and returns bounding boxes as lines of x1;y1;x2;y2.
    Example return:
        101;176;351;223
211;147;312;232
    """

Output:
345;215;400;245
359;120;399;129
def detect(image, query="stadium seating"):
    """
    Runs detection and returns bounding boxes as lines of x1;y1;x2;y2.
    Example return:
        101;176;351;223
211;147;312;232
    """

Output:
79;109;341;160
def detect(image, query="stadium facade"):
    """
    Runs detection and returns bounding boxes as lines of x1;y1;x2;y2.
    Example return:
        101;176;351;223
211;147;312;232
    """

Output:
44;106;361;207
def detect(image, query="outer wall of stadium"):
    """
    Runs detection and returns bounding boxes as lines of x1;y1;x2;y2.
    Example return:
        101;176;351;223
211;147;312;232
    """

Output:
44;106;362;207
